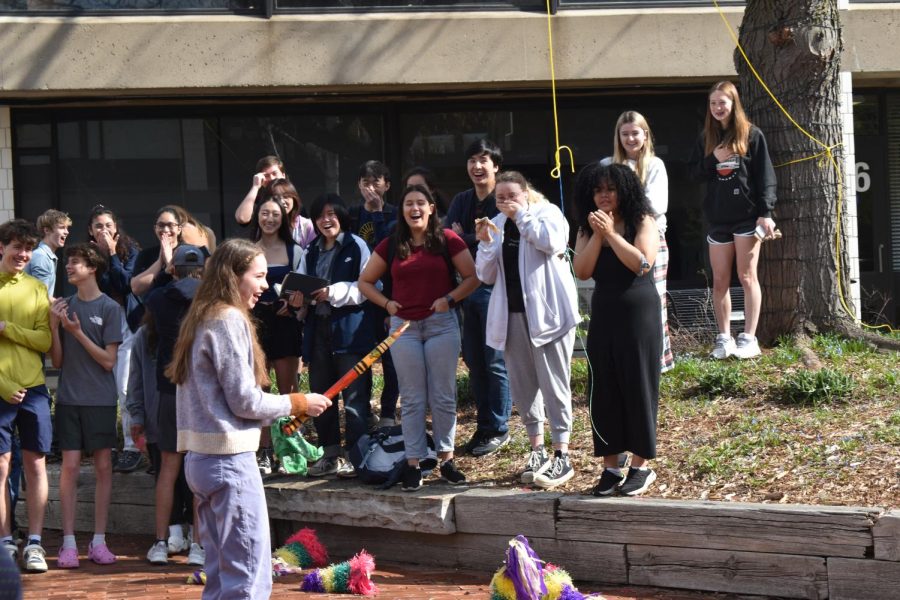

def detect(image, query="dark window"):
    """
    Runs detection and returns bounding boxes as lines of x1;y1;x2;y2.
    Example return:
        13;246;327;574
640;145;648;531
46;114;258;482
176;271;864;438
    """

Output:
218;113;384;238
0;1;255;13
13;91;710;287
275;0;540;10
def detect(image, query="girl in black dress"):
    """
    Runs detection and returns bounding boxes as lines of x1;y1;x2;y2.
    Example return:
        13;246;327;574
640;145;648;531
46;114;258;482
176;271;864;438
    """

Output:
573;163;661;497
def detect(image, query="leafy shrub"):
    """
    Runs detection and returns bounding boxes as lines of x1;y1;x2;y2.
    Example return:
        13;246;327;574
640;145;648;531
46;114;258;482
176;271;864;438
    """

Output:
779;368;855;405
456;371;474;406
812;333;872;359
570;358;590;398
696;362;745;398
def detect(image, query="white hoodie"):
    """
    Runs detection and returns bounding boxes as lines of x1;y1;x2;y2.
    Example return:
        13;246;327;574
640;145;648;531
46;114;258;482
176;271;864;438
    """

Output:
475;201;579;352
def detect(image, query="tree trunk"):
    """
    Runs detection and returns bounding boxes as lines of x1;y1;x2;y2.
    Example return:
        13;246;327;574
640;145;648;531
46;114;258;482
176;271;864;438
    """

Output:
736;0;851;343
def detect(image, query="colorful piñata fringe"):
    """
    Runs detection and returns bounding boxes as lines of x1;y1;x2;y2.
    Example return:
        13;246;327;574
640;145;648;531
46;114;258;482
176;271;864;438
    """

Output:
273;527;329;569
489;535;602;600
186;570;206;585
300;550;379;596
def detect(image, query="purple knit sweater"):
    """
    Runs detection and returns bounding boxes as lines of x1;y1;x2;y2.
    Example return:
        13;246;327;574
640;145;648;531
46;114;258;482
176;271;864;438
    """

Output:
176;307;291;455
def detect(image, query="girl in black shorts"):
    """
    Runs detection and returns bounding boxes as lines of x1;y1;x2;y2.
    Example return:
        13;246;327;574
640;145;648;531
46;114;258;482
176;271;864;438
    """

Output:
691;81;777;360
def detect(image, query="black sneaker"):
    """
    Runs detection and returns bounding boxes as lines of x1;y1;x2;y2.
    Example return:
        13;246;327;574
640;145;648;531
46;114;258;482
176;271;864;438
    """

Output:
113;450;146;473
619;467;657;496
257;448;273;476
520;447;551;484
471;431;510;457
591;468;625;496
533;450;574;489
463;431;487;455
401;465;423;492
439;459;466;485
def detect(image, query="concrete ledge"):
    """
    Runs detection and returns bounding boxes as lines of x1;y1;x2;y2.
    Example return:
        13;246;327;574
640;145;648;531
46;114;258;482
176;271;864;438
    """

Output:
557;496;879;559
265;477;459;535
629;545;828;600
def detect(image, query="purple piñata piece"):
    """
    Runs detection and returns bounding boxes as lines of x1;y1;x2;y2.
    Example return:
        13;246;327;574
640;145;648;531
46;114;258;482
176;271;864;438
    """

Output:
301;571;325;593
504;535;547;600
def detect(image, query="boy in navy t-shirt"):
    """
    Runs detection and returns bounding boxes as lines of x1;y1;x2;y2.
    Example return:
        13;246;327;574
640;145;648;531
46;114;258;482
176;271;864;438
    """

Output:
49;243;122;568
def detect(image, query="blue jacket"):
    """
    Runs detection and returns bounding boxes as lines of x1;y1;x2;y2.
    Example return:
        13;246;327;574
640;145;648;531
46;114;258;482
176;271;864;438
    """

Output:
299;233;374;359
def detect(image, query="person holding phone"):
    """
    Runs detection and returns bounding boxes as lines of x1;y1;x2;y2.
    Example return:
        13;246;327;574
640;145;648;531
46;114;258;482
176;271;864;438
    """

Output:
690;81;777;360
249;194;303;475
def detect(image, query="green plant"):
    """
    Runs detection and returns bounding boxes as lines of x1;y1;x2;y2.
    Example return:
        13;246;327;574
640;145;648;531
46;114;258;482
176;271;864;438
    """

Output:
570;358;590;398
456;371;474;406
812;333;872;359
695;362;745;398
779;368;856;405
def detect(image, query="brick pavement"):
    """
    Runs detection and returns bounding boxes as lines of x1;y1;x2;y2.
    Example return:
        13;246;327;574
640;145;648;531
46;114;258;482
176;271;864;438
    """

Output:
16;531;727;599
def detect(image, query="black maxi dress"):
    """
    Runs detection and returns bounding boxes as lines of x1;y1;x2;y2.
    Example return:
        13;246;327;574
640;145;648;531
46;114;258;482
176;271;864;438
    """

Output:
587;245;662;459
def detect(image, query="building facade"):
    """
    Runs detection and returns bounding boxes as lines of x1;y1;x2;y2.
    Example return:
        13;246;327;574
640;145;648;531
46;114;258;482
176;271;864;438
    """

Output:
1;0;897;324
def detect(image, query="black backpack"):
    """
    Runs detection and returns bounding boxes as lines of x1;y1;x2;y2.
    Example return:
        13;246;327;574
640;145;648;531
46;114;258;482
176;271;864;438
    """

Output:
348;425;437;489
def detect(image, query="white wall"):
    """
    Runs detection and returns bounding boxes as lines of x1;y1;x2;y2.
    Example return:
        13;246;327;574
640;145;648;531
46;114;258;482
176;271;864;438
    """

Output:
0;107;13;223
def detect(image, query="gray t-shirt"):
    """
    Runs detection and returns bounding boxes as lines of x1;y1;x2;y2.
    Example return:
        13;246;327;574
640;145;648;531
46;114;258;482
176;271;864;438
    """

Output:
56;293;123;407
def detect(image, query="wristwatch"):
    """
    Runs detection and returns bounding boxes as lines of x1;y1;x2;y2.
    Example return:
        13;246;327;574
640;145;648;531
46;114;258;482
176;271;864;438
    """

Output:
444;294;457;308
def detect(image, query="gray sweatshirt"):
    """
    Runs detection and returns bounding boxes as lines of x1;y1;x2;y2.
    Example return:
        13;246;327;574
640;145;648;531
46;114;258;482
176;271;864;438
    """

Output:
176;306;291;455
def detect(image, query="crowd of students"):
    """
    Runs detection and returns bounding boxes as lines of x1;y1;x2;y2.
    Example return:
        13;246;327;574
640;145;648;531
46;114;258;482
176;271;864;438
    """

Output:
0;82;776;596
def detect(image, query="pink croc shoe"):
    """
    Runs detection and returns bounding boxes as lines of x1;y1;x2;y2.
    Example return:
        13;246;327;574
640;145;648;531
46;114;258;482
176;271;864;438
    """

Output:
57;546;79;569
88;542;117;565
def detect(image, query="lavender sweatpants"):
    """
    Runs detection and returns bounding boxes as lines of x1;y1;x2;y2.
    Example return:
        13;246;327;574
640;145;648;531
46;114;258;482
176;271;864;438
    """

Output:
184;451;271;600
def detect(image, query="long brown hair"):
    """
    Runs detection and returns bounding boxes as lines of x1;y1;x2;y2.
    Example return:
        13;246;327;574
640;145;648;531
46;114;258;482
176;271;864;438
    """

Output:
612;111;656;186
703;81;751;157
165;238;269;387
393;184;446;260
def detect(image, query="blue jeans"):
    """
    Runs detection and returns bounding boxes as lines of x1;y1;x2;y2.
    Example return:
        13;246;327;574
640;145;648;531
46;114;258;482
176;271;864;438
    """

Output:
185;451;271;600
390;312;460;459
462;285;511;435
309;317;372;457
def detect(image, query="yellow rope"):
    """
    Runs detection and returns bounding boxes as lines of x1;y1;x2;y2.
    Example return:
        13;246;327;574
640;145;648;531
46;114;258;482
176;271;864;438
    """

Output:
712;0;895;334
546;0;575;180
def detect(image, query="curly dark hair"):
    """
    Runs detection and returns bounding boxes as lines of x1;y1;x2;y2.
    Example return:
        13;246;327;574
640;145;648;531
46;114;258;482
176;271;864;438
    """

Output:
574;162;653;242
88;205;139;263
65;242;108;279
394;184;446;260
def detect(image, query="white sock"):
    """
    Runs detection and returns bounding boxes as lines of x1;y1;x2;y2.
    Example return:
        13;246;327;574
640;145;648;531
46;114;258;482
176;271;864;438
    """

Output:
634;466;649;471
27;534;42;545
62;535;77;550
168;524;183;539
92;533;106;546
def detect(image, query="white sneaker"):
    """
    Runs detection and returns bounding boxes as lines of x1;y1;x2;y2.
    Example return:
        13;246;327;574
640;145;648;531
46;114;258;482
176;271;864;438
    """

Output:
167;533;189;554
23;543;48;573
187;543;205;566
733;333;761;359
710;333;736;360
147;540;168;565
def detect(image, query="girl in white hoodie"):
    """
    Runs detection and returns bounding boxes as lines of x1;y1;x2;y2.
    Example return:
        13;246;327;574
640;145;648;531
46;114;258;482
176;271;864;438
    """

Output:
474;171;580;490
